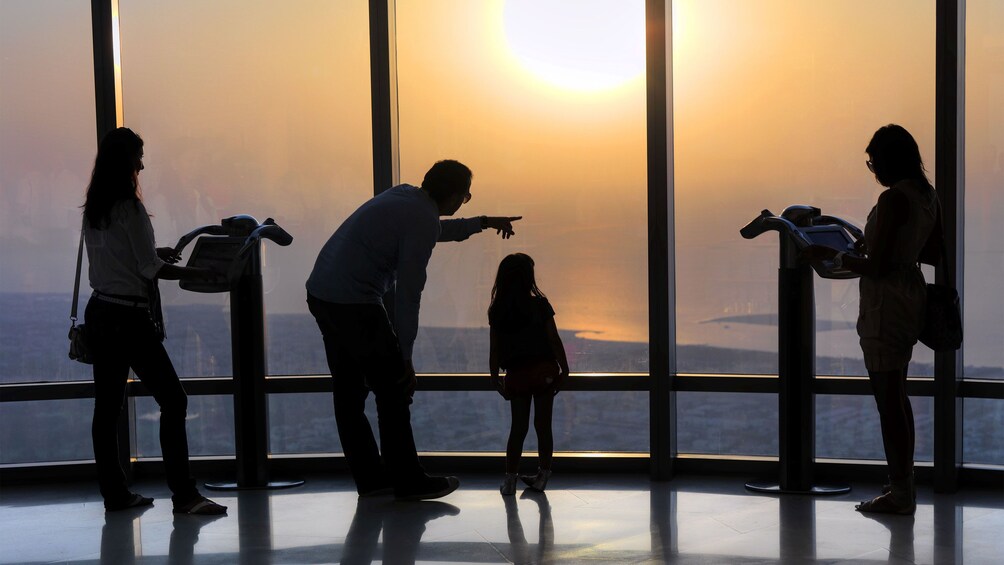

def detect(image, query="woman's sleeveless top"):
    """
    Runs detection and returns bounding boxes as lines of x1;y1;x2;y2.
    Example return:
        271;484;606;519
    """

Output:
857;179;938;372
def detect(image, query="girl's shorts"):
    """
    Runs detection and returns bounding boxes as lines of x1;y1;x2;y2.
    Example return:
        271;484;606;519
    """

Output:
504;358;559;397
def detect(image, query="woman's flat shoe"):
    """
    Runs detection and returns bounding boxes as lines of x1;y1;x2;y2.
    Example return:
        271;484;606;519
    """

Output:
855;492;915;515
105;493;154;512
174;496;227;516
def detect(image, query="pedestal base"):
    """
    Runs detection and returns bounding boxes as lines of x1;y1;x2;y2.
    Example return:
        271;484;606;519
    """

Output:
204;479;305;491
745;480;850;495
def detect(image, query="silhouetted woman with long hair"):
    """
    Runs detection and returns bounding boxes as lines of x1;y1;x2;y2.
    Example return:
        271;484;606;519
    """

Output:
83;127;226;514
805;124;943;514
489;253;569;495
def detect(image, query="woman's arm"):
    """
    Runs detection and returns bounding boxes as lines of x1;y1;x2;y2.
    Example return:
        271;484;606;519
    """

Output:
843;188;908;276
156;263;221;282
804;188;909;277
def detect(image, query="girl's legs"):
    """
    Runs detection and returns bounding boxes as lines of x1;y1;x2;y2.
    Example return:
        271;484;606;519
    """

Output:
506;396;533;474
532;393;555;470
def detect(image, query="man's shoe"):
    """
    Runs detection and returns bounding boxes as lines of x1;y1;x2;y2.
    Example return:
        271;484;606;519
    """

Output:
395;476;460;501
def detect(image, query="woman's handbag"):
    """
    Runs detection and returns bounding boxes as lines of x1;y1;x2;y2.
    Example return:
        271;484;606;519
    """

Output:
919;283;962;351
918;203;963;352
68;229;93;364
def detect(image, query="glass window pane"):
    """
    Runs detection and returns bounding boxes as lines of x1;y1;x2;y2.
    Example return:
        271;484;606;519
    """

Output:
816;395;933;462
0;400;95;464
964;0;1004;381
0;1;96;383
135;395;234;458
117;0;372;378
269;393;342;454
963;398;1004;466
413;391;649;453
269;391;649;454
395;0;648;373
674;1;935;376
677;392;777;456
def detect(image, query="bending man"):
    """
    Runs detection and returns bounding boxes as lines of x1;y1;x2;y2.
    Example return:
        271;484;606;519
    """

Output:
306;160;521;500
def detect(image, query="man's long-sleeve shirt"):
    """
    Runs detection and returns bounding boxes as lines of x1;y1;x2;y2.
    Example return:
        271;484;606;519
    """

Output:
306;184;482;359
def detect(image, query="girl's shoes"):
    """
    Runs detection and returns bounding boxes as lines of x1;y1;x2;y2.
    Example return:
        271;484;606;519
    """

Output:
519;468;552;492
500;473;518;496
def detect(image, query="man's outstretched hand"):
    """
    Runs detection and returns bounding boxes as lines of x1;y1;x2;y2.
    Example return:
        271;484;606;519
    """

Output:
485;216;522;239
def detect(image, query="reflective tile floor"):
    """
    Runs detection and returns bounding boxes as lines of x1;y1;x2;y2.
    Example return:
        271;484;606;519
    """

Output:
1;474;1002;564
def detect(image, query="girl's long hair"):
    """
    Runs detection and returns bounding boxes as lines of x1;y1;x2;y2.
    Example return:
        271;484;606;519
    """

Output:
488;253;546;329
83;127;144;229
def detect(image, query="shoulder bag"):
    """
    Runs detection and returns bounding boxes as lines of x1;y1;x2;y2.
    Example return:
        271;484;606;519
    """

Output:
918;201;963;352
68;228;93;363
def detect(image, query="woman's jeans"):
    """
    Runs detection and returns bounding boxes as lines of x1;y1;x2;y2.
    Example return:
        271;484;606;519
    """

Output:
85;297;197;504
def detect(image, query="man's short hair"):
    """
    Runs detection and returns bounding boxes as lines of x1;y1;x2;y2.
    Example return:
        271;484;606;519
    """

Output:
421;160;473;204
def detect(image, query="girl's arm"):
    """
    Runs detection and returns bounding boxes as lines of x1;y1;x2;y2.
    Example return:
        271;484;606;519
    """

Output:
545;317;570;384
489;326;506;398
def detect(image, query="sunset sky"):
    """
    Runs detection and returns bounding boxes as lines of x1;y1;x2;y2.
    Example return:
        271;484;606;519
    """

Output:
1;0;1000;370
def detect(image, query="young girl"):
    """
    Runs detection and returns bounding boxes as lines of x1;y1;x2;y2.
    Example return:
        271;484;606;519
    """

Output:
489;253;570;495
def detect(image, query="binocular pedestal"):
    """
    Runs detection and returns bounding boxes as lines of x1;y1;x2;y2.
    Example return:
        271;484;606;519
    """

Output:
744;255;848;494
741;206;853;496
205;260;303;491
175;216;302;491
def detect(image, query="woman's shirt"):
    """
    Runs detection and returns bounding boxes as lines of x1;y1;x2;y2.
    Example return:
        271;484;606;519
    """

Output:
84;199;165;299
863;178;938;274
491;296;556;370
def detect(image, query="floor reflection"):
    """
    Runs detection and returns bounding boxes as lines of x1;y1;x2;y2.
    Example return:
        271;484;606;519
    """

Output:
169;513;226;565
503;491;553;564
342;498;460;564
100;505;150;565
1;474;1001;564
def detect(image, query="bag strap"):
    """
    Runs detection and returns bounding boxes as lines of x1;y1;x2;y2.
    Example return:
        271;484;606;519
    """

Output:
71;227;84;324
934;195;954;289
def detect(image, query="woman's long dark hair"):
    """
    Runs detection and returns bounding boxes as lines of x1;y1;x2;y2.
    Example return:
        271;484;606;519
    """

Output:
488;253;546;329
865;124;931;188
83;127;144;229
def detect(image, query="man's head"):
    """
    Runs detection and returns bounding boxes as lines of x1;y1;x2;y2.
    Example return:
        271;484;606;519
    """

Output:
421;160;473;215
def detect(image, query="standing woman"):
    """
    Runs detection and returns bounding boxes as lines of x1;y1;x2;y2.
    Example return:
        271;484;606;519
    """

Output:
805;124;942;515
83;127;226;514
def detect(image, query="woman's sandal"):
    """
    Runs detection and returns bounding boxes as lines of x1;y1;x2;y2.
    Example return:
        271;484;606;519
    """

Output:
855;492;916;515
105;493;154;512
173;495;228;516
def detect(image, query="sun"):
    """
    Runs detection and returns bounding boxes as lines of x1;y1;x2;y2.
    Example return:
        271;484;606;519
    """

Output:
502;0;645;92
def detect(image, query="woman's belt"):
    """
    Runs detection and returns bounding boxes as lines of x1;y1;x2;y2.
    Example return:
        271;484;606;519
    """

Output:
92;290;149;308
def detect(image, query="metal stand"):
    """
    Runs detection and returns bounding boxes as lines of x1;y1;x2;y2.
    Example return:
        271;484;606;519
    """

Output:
742;209;850;496
206;241;302;491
